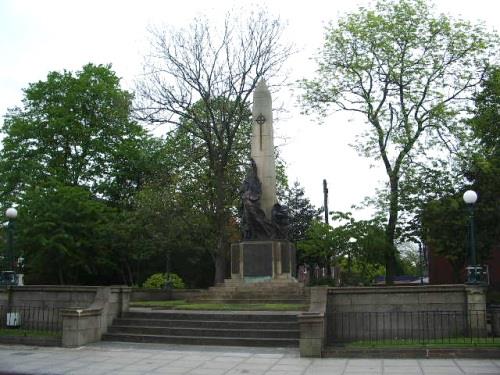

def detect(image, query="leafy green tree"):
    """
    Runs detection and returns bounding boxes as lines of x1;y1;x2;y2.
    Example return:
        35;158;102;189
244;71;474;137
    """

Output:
136;11;293;284
301;0;498;283
16;181;114;284
467;66;500;252
0;63;149;203
422;66;500;282
279;181;322;243
299;213;387;285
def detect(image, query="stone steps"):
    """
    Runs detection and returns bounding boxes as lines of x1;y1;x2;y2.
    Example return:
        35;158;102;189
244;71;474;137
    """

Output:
189;279;310;305
190;298;308;305
112;318;297;330
101;333;298;347
103;310;300;347
107;325;297;339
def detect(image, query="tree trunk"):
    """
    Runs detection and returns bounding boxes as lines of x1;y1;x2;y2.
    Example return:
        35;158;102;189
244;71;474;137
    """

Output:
213;166;229;285
385;175;399;285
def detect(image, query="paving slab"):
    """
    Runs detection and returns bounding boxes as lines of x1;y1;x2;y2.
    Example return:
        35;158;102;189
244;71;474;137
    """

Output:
0;342;499;375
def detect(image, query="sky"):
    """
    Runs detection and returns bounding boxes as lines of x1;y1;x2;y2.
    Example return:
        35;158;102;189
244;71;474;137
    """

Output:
0;0;499;219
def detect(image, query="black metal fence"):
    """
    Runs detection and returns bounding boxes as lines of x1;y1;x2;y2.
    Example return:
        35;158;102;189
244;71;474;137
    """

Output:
327;310;497;345
0;305;62;335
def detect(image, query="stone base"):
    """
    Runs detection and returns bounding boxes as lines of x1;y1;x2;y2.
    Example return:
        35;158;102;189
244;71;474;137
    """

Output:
230;240;296;282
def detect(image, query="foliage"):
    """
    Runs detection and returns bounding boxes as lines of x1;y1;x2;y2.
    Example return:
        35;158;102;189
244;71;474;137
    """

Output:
16;181;116;284
142;272;186;289
0;63;149;203
0;64;179;285
298;213;387;285
466;65;500;253
301;0;498;283
136;11;293;284
421;66;500;281
279;181;322;243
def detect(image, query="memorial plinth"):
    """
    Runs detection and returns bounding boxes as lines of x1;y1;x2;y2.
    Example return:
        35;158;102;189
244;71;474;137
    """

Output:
231;241;296;282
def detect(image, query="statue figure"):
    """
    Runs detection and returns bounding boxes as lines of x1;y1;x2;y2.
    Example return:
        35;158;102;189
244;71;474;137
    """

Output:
239;159;289;240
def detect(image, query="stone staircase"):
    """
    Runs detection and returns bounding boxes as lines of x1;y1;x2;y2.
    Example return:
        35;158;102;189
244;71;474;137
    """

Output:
102;309;299;347
188;279;310;305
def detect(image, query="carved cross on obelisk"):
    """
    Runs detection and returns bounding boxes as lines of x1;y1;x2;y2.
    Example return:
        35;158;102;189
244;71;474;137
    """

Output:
255;113;266;150
251;79;277;219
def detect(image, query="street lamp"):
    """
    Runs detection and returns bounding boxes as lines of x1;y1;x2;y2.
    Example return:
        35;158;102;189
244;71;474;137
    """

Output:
5;208;17;271
463;190;479;284
347;237;357;281
1;207;18;286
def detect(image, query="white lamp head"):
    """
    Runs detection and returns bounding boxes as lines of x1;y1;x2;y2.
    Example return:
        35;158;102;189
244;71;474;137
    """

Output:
463;190;478;205
5;207;17;219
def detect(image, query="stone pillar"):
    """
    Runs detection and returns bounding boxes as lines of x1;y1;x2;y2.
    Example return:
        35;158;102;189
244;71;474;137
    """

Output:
251;79;277;219
298;287;328;357
465;285;487;337
61;308;103;347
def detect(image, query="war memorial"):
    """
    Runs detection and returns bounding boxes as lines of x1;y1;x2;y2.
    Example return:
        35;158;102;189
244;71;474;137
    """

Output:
0;80;497;361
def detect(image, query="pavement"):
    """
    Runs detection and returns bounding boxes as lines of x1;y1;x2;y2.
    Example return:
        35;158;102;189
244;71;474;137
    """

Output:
0;342;499;375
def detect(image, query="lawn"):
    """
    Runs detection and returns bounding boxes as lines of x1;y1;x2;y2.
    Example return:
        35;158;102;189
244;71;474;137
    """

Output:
130;300;308;311
345;337;500;348
0;328;61;338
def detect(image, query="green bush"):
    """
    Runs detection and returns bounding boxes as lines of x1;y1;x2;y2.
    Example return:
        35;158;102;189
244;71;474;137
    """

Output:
142;273;186;289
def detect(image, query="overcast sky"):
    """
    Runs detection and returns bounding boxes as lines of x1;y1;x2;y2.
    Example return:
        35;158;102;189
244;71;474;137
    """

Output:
0;0;498;218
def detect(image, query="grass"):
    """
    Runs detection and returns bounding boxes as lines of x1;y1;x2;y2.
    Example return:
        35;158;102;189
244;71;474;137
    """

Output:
345;337;500;349
130;300;308;311
0;328;61;338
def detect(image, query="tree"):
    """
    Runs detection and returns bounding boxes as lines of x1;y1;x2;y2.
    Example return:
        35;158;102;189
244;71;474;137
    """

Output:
467;66;500;243
16;181;114;284
299;212;387;285
0;63;150;203
279;181;322;243
301;0;498;283
136;11;293;284
421;195;467;282
422;66;500;281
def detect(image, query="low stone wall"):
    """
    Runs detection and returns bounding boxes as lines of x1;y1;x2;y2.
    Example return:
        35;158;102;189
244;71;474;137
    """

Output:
0;285;131;347
328;284;467;313
298;285;488;357
326;285;485;344
130;288;203;301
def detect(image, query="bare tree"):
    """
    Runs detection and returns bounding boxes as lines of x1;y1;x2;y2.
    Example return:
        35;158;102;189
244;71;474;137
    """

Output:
136;10;293;284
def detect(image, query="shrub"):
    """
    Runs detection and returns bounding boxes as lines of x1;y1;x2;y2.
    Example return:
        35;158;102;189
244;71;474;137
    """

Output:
142;273;186;289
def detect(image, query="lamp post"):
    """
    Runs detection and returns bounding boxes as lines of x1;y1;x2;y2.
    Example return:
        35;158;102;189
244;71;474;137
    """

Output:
5;208;17;271
347;237;357;281
463;190;478;284
1;207;18;286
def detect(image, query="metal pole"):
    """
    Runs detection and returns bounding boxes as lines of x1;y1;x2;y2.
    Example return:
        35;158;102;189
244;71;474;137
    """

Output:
467;204;477;283
7;220;14;271
418;241;423;285
323;179;329;224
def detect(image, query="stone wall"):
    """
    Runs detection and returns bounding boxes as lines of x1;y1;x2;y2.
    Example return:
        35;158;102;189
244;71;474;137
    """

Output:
326;285;485;344
328;285;467;313
0;286;99;309
299;285;488;357
0;285;131;347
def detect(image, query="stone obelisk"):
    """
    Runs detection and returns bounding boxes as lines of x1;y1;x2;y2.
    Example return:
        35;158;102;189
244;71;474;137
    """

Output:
230;79;296;283
251;79;277;219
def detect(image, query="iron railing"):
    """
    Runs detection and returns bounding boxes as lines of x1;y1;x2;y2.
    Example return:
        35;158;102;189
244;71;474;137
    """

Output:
327;310;497;346
0;305;62;335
